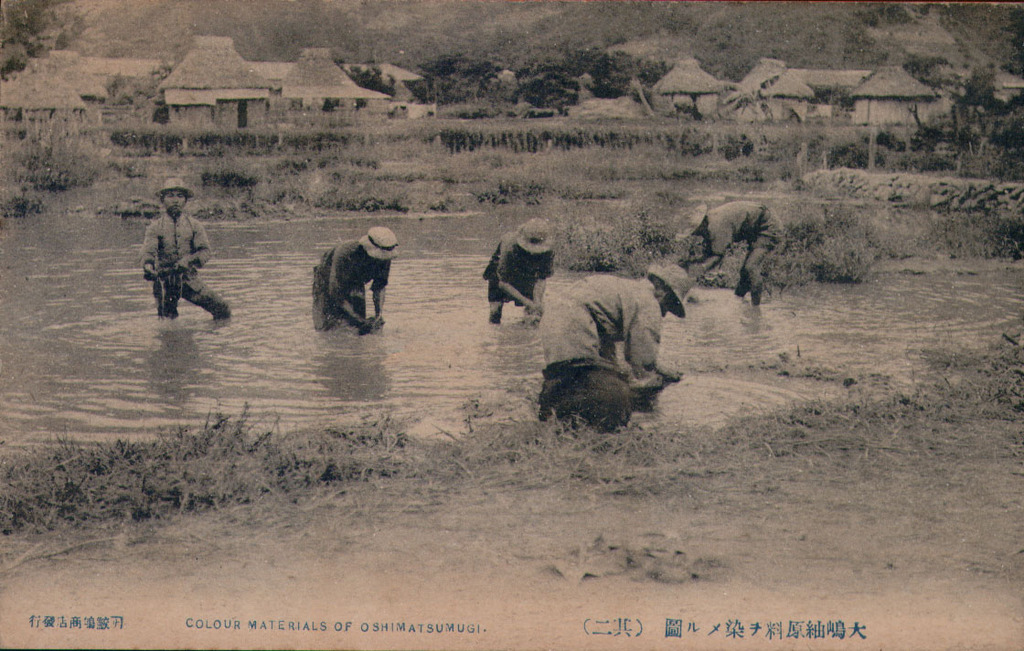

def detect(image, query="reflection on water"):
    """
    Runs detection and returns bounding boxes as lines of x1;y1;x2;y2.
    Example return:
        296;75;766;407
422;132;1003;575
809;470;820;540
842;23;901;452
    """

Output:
315;333;390;402
147;328;201;405
0;211;1021;442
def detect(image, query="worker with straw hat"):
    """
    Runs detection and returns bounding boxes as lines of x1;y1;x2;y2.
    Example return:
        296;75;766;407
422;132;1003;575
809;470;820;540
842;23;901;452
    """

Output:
537;264;692;432
313;226;398;334
483;218;555;325
140;177;232;320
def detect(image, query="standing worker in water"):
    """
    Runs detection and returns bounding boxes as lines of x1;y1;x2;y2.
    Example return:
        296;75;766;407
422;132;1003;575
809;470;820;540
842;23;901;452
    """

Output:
483;218;555;324
678;201;781;306
140;177;232;320
312;226;398;334
537;264;692;432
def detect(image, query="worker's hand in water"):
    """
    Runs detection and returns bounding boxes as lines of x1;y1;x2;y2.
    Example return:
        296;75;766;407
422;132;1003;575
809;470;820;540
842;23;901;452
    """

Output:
657;367;682;383
630;373;666;394
358;316;384;335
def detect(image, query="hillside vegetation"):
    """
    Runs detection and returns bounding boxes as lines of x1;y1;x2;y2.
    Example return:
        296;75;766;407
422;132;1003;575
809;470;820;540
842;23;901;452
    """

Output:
64;1;1018;79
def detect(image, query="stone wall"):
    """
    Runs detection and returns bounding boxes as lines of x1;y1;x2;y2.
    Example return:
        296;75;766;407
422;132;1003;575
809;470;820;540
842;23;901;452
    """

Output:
798;168;1024;214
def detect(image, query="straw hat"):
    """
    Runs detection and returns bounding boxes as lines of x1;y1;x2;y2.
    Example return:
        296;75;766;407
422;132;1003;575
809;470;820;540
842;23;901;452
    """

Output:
359;226;399;261
157;177;193;199
647;264;693;318
682;202;709;232
516;218;553;255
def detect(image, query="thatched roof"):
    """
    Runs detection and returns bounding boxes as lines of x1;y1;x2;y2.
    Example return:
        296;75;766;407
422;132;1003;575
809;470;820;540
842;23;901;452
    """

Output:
853;67;937;100
0;76;87;109
653;58;729;96
248;61;296;88
790;68;872;90
732;58;788;96
20;50;109;100
283;49;390;100
763;69;814;99
160;36;271;91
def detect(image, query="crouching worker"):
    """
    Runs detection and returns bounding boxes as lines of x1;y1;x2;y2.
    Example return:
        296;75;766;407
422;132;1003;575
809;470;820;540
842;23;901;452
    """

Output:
140;178;232;320
483;218;554;325
678;201;781;306
538;265;692;432
313;226;398;334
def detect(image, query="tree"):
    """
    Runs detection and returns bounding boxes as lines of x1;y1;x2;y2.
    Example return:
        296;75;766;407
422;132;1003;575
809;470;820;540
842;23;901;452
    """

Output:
418;54;498;105
1;0;82;79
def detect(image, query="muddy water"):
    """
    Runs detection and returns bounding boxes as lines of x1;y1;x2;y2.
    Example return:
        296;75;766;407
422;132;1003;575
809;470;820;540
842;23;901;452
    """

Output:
1;212;1020;442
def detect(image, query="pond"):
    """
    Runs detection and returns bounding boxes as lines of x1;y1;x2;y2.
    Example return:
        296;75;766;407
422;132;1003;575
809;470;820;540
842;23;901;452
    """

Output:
0;210;1021;444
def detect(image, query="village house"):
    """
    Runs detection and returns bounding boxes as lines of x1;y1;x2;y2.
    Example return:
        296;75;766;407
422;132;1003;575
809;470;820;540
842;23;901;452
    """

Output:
788;68;872;121
722;58;816;123
851;66;942;127
0;50;109;124
0;76;88;124
158;36;272;128
281;49;391;122
651;57;730;120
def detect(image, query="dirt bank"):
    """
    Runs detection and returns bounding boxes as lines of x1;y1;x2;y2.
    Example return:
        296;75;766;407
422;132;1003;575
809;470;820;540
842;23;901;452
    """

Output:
2;353;1022;650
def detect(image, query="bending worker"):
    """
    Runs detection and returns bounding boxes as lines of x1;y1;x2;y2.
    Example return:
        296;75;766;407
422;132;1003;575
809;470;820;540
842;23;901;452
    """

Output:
538;264;692;432
313;226;398;334
679;201;781;306
483;218;554;324
140;177;232;320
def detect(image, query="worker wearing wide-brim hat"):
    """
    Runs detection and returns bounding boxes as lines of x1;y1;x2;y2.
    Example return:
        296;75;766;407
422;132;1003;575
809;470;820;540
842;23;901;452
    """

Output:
139;177;231;320
677;201;781;306
537;263;692;432
482;218;555;325
313;226;398;334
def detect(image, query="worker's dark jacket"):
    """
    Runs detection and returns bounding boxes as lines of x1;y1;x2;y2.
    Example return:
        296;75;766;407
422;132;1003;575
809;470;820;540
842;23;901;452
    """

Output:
139;213;213;291
313;241;390;331
483;231;554;303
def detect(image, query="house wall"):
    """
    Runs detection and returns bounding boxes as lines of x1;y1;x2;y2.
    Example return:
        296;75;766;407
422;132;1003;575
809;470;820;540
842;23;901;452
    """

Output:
170;104;215;127
852;98;942;126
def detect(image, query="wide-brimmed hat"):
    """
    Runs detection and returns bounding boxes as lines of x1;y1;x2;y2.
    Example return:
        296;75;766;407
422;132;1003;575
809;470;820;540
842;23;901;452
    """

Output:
681;202;709;232
359;226;399;260
157;177;193;199
647;264;693;318
516;218;553;255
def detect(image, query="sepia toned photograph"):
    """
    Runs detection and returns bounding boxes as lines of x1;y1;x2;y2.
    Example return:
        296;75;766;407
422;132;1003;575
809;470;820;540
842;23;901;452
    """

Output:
1;1;1022;648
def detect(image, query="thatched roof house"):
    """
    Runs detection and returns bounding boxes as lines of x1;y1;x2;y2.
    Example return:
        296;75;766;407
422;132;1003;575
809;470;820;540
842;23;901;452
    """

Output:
723;58;814;122
0;75;87;121
763;70;814;99
159;36;272;127
652;58;729;119
282;49;390;111
654;58;728;96
851;66;940;126
729;58;788;98
15;50;109;101
159;36;270;100
853;66;937;100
